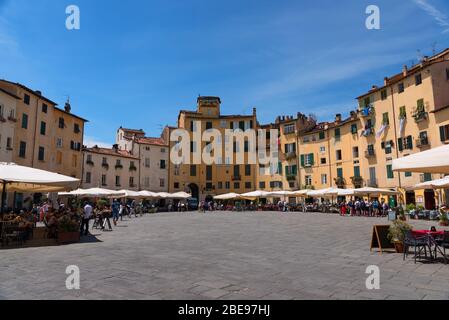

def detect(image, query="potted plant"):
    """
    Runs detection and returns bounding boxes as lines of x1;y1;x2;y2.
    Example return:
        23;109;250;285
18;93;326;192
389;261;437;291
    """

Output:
405;203;416;219
388;220;412;253
439;209;449;226
395;206;406;221
57;215;80;244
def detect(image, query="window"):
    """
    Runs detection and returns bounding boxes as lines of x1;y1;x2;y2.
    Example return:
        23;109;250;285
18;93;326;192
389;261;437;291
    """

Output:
363;97;371;107
225;181;230;189
220;120;227;128
446;68;449;81
353;147;359;158
285;165;297;176
190;141;196;153
386;165;394;179
321;174;327;185
245;182;252;189
40;121;46;135
161;148;166;153
190;165;197;176
305;176;312;186
334;128;341;140
439;125;449;142
367;144;375;156
270;181;283;189
160;160;166;169
174;164;180;176
399;106;406;119
423;173;432;182
6;137;12;149
353;166;360;177
144;177;150;188
56;138;63;148
234;182;240;189
217;182;223;189
320;158;327;165
58;117;64;129
38;147;45;161
384;141;392;154
337;168;343;178
284;143;296;154
74;123;80;134
351;124;358;134
86;154;92;163
206;165;212;181
336;150;342;161
301;153;314;167
320;146;326;153
245;164;251;176
319;131;325;140
382;112;389;126
206;122;212;130
381;89;387;100
85;172;91;184
72;154;77;167
417;99;425;112
130;177;135;187
239;121;245;131
233;165;240;177
56;151;62;164
259;181;266;189
143;158;150;168
244;140;249;152
19;141;26;158
115;176;121;186
173;182;179;189
22;113;28;129
42;103;48;113
101;175;107;186
398;83;404;93
398;135;413;151
415;73;422;86
24;94;30;105
405;172;412;178
284;124;295;134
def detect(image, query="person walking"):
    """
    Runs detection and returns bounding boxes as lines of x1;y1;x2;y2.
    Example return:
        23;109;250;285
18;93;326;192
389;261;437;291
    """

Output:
80;202;93;236
111;199;120;226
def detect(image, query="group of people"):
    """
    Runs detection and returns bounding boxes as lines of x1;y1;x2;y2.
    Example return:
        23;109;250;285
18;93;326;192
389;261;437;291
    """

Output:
338;198;390;217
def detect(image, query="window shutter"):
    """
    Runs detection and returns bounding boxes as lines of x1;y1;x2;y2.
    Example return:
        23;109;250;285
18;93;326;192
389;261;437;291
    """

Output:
406;136;413;149
292;165;297;175
309;153;314;166
300;155;305;167
381;142;385;149
440;126;446;142
397;138;403;151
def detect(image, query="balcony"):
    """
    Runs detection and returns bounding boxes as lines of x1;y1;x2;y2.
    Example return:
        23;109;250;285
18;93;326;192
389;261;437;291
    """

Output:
365;150;376;158
286;174;297;181
86;160;94;166
413;111;428;123
101;163;109;169
367;179;378;188
129;165;137;171
361;127;374;137
232;175;242;181
285;151;297;160
415;137;429;148
115;164;123;169
334;177;346;187
350;176;364;187
8;115;17;122
359;105;374;117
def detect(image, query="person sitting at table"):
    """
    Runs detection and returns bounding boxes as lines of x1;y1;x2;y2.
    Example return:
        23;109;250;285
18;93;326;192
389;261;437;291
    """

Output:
430;226;437;232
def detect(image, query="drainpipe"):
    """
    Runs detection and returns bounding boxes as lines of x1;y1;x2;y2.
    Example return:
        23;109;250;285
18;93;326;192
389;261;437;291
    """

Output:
390;86;402;200
327;131;332;187
31;97;41;167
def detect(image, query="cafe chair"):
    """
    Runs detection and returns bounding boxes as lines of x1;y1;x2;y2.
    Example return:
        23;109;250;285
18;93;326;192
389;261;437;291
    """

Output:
403;231;431;264
436;231;449;265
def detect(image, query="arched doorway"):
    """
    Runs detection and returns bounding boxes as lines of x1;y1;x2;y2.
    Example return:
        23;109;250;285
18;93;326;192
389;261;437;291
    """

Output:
188;183;199;200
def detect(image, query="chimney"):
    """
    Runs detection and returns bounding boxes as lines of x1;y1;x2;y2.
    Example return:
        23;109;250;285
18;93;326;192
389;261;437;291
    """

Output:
402;65;408;77
64;99;71;113
371;85;378;91
35;90;42;96
384;77;389;86
335;114;342;123
253;107;257;116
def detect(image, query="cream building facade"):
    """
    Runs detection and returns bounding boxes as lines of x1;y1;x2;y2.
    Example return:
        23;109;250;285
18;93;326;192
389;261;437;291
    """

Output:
0;88;20;163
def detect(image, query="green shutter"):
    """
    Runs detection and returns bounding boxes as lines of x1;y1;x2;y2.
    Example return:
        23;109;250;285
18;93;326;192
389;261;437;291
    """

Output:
292;165;297;175
278;162;282;175
300;155;305;167
397;138;403;151
440;126;446;142
387;165;394;179
309;153;314;166
406;136;413;149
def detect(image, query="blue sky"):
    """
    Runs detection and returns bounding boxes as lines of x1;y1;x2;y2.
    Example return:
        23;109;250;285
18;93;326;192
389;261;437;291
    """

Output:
1;0;449;147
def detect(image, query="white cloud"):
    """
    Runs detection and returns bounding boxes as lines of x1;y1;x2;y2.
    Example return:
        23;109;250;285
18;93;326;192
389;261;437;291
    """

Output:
413;0;449;33
84;136;112;148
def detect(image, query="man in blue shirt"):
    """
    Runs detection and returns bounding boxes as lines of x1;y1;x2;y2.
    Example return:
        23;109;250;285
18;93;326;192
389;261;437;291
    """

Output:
111;199;120;226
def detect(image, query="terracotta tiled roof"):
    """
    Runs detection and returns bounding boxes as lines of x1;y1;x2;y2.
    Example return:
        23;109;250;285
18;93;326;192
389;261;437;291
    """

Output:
84;147;139;159
121;128;145;135
136;137;167;146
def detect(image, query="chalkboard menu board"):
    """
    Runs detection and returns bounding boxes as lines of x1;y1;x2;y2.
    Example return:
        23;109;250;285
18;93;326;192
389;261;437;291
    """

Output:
370;225;395;254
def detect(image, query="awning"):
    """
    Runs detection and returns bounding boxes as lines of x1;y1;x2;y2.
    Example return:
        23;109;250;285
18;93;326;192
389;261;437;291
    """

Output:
59;188;125;198
392;144;449;174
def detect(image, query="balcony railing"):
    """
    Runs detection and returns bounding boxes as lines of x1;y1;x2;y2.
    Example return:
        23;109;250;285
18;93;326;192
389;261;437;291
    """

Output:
286;174;297;181
351;176;364;185
334;177;346;187
415;137;429;148
365;150;376;158
86;160;94;166
359;105;375;117
413;111;428;123
285;151;297;160
115;164;123;169
232;175;241;181
8;115;17;122
129;165;137;171
367;179;378;188
101;163;109;169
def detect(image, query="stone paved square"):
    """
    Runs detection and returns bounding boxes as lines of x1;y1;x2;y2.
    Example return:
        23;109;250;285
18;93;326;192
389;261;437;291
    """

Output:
1;211;448;300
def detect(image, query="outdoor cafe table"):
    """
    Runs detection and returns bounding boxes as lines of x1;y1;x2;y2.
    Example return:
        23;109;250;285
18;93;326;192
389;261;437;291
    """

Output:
412;230;445;262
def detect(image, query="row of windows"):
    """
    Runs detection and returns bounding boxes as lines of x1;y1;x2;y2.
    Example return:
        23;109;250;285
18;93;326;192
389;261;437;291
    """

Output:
88;156;167;170
20;113;81;134
86;174;165;188
0;135;13;150
187;164;252;178
190;120;254;132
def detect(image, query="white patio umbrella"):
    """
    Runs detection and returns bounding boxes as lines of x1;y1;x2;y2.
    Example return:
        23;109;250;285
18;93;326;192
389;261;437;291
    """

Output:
214;193;245;200
307;188;340;198
59;188;125;198
353;187;399;197
1;162;80;214
392;144;449;174
414;176;449;189
241;190;271;198
291;190;310;197
267;190;295;197
169;192;192;199
337;188;356;196
137;190;160;199
117;190;142;198
155;192;172;199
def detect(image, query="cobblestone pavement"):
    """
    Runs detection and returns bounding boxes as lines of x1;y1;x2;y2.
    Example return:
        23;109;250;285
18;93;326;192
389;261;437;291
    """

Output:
1;211;448;300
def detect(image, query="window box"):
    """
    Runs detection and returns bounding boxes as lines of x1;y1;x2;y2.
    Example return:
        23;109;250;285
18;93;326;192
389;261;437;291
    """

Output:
115;164;123;169
365;150;375;158
101;163;109;169
285;151;297;160
86;160;94;166
415;137;429;148
286;174;297;181
334;177;346;187
7;115;17;122
413;111;428;123
129;165;137;171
